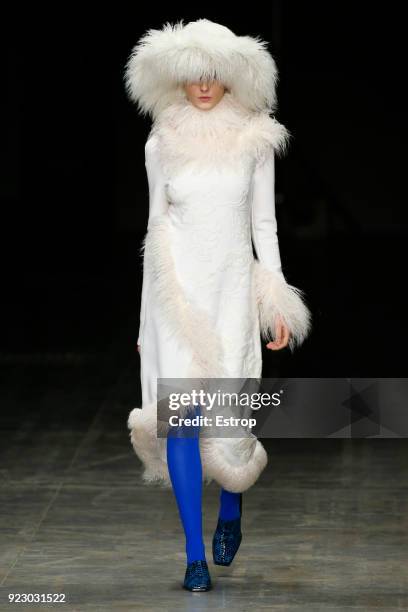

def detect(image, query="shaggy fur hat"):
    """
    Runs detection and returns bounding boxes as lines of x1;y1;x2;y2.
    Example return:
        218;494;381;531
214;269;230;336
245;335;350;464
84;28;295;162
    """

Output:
124;18;280;120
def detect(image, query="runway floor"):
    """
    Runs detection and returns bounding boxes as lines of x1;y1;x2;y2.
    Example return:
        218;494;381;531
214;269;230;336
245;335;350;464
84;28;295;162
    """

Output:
1;328;408;611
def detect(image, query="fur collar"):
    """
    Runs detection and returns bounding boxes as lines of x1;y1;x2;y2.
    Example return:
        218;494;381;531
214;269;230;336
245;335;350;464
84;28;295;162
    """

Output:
150;92;290;175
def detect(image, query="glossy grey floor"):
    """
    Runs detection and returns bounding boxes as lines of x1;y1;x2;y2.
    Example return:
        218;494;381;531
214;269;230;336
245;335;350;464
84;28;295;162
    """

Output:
1;352;408;611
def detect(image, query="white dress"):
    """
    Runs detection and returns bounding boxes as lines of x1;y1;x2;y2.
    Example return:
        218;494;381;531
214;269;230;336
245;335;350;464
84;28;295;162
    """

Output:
128;92;311;493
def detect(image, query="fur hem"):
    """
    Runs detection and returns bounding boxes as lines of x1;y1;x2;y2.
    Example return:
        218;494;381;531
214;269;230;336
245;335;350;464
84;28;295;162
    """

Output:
200;436;268;493
253;260;312;352
128;403;267;493
128;406;171;486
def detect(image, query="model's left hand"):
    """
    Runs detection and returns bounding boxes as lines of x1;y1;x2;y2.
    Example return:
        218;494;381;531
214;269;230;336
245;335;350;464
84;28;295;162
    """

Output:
266;314;290;350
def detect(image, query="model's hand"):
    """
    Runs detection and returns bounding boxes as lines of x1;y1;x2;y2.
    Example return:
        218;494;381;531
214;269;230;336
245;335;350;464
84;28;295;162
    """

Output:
137;343;141;354
266;314;290;350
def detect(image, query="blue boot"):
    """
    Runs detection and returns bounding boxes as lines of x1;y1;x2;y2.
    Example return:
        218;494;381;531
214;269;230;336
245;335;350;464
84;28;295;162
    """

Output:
183;559;212;591
212;493;242;566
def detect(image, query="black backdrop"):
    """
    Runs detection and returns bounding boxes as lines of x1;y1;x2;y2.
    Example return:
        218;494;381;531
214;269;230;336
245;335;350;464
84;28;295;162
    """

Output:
2;4;406;376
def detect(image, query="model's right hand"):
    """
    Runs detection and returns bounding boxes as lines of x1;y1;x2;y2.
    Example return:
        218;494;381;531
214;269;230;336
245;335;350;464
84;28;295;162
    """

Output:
137;344;141;354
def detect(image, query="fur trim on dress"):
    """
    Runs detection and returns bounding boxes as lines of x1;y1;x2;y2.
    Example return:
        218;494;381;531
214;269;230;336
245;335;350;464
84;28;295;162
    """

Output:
253;260;312;351
142;214;228;383
127;213;309;492
129;212;270;492
128;402;268;493
150;91;291;177
124;18;280;119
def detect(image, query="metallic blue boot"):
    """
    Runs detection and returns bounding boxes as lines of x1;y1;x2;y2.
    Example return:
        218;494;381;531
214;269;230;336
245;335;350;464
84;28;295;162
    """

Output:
212;494;242;566
183;560;212;591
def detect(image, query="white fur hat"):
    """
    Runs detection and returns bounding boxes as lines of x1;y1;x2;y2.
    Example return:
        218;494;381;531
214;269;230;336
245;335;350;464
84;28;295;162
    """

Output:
124;18;280;120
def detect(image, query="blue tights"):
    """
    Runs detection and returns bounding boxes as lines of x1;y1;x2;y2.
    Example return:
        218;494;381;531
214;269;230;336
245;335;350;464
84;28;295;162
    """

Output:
166;404;242;564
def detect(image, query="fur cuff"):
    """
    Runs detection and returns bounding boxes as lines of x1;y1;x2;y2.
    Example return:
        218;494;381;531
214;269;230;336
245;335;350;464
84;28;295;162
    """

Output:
200;436;268;493
253;260;312;352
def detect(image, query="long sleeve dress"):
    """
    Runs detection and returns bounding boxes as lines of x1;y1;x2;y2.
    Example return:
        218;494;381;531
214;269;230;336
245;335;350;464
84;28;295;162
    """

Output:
128;92;311;493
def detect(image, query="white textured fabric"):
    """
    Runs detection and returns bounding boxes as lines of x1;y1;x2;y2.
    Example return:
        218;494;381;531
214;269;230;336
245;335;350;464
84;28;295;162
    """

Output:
128;92;312;493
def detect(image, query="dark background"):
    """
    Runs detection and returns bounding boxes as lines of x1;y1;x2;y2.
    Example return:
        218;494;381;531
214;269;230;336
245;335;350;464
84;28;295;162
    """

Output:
2;4;406;380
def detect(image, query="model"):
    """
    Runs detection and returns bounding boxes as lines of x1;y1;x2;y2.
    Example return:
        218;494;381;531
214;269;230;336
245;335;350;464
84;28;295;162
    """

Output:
124;18;312;591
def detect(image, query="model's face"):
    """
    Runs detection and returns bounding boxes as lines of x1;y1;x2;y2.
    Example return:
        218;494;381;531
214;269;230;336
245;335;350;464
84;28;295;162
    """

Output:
183;79;226;110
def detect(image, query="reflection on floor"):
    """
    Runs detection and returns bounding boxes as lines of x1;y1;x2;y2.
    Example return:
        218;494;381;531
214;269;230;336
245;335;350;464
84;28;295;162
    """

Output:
0;330;407;611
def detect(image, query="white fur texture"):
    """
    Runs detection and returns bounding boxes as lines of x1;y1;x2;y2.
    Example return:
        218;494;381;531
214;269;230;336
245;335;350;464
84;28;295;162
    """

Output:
253;260;312;351
128;404;171;485
151;91;291;176
128;402;268;493
125;51;309;490
129;211;270;492
127;214;309;492
124;18;280;119
142;214;228;383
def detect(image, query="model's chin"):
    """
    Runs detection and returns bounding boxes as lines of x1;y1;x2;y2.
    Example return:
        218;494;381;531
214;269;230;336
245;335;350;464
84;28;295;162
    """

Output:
193;99;217;110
